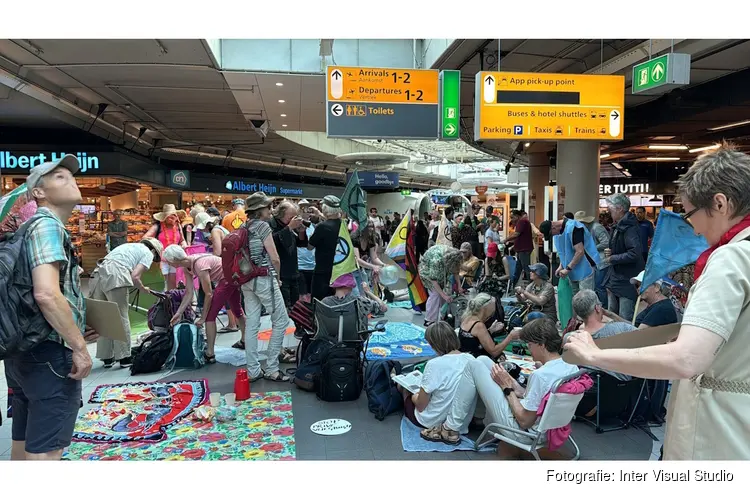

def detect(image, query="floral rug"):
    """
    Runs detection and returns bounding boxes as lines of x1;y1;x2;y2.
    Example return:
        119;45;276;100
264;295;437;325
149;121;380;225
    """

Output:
72;380;208;443
64;392;295;461
366;322;436;360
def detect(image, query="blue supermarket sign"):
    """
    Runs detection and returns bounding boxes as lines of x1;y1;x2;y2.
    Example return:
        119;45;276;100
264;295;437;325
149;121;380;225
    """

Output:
225;179;304;196
0;151;101;173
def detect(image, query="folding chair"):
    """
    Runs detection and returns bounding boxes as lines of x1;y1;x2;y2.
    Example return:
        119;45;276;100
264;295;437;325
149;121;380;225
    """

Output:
574;372;647;435
474;368;588;461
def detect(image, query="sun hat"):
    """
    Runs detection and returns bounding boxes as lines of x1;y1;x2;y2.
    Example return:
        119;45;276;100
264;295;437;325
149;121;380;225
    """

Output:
322;195;341;208
26;154;80;190
232;198;245;206
141;237;164;262
331;273;357;289
574;211;595;224
153;203;186;222
298;198;311;207
245;192;275;211
528;263;549;280
193;211;218;231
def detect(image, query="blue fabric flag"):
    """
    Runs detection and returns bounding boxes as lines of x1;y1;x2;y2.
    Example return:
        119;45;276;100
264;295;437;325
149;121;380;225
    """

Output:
641;210;709;292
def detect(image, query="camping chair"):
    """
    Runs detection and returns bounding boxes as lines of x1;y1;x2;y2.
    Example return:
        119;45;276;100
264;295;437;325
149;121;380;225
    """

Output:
574;372;647;434
474;368;589;460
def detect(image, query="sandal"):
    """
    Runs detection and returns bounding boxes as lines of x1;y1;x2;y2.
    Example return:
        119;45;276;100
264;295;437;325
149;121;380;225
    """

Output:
218;326;238;334
278;349;296;364
205;354;217;364
232;340;245;350
263;371;291;383
249;371;264;383
420;424;460;446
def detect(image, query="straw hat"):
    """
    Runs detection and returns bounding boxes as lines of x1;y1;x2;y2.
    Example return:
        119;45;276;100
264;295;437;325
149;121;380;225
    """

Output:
153;204;186;222
245;192;275;211
141;237;164;262
193;211;218;231
574;210;595;224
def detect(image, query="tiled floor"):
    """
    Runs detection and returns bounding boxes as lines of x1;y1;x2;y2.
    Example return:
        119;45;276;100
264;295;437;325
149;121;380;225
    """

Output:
0;306;664;461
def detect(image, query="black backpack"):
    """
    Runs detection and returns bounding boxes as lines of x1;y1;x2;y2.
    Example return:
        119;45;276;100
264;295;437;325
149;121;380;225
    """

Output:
364;360;403;420
130;330;175;375
317;343;365;403
293;337;333;392
0;212;74;360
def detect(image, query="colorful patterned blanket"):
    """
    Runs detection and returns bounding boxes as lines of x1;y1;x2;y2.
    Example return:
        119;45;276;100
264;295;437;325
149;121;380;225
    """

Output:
72;380;208;443
366;322;436;360
65;392;295;461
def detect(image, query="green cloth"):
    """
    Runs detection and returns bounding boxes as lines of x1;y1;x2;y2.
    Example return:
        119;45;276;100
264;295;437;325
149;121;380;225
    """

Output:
557;277;574;328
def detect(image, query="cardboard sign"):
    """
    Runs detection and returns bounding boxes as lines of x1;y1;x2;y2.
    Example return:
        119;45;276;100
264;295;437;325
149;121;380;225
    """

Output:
310;419;352;436
562;323;681;366
85;297;129;343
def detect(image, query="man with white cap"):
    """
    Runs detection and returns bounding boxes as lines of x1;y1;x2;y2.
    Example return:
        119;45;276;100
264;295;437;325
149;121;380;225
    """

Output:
4;154;90;461
604;271;678;329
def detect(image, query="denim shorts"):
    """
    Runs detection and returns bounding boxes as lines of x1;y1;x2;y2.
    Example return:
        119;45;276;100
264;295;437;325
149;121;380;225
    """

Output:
5;341;83;454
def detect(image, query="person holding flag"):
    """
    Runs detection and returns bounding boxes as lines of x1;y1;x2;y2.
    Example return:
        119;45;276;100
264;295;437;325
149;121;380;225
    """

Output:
565;145;750;460
386;209;429;312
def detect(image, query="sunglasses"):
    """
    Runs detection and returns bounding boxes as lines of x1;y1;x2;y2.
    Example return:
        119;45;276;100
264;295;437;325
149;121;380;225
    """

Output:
681;207;700;227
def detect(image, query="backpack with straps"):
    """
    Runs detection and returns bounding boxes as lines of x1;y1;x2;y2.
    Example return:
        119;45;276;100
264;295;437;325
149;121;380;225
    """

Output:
0;212;76;360
221;222;269;286
364;359;404;420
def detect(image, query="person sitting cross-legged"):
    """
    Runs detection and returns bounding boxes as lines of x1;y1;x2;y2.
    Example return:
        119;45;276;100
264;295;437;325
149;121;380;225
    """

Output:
434;318;579;445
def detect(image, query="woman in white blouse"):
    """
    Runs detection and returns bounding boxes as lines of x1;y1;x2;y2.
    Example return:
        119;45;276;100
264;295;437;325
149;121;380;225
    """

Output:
565;144;750;460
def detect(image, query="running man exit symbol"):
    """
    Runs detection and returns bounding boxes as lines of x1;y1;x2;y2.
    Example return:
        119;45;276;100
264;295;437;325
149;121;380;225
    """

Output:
513;125;523;135
638;67;649;87
446;107;456;119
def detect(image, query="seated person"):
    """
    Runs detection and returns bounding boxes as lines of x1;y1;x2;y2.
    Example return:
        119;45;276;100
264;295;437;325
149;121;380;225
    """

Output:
433;318;579;445
458;293;519;359
515;263;557;323
567;290;635;381
458;242;481;287
605;271;678;328
320;272;387;327
394;322;474;442
493;246;517;283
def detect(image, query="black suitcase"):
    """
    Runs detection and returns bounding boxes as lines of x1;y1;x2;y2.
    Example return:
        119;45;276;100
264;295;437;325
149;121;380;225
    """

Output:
317;343;364;402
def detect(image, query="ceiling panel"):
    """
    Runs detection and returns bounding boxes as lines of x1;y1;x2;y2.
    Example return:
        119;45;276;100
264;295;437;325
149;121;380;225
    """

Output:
59;66;224;89
10;39;214;66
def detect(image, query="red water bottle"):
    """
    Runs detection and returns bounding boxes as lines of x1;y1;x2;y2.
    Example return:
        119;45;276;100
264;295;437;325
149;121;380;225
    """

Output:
234;369;250;401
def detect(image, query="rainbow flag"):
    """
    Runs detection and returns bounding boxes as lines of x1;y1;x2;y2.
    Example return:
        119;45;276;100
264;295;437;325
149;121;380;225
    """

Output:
386;209;427;308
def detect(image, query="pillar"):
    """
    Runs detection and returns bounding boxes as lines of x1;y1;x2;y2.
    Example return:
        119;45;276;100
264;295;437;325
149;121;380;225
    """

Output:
556;141;600;218
527;152;550;227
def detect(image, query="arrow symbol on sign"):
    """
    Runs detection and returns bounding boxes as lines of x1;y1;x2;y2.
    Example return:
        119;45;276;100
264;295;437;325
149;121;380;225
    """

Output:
651;63;665;81
485;75;494;85
610;110;619;120
331;103;343;116
444;123;456;136
332;69;342;80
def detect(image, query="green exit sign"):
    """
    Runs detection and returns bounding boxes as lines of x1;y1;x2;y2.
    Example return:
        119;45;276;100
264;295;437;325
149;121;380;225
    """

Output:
632;53;691;95
439;70;460;140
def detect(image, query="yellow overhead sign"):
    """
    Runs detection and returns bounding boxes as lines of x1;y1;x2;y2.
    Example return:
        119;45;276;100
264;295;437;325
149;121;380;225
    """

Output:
474;71;625;141
327;66;439;105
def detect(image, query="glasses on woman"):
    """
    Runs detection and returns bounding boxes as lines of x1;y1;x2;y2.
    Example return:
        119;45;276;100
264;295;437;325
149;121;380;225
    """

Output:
681;207;700;227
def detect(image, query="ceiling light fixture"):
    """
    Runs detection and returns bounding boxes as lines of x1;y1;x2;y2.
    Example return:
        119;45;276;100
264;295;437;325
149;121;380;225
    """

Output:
524;142;531;148
648;144;688;150
600;153;611;159
280;114;287;117
275;82;284;87
707;119;750;131
611;162;623;169
282;124;288;127
278;99;285;103
646;157;681;161
688;144;721;153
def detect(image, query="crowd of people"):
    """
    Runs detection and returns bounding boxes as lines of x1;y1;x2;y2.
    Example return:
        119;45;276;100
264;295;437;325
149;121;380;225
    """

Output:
5;144;750;461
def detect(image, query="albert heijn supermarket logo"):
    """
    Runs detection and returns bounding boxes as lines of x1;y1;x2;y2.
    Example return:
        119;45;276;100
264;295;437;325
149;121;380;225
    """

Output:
224;179;303;196
0;151;100;173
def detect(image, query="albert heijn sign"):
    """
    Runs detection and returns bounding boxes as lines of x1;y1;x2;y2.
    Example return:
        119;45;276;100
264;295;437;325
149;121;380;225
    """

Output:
0;151;103;174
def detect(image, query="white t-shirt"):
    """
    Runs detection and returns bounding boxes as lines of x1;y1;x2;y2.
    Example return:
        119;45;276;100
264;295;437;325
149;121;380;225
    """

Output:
369;215;384;230
106;242;155;271
415;352;474;429
520;357;579;415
